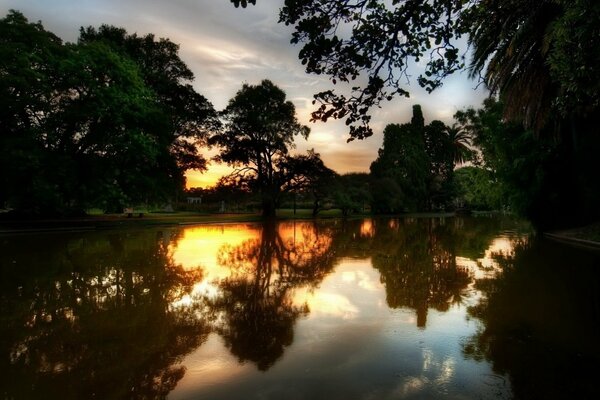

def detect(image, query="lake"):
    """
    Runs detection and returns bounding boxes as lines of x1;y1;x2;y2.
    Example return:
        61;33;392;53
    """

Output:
1;216;599;399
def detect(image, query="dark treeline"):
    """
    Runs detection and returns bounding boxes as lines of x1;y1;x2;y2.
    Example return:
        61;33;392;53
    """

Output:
229;0;600;229
0;11;218;216
0;12;329;219
3;3;600;228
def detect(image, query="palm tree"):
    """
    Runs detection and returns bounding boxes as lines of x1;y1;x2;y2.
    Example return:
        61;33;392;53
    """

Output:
446;124;473;167
465;0;560;131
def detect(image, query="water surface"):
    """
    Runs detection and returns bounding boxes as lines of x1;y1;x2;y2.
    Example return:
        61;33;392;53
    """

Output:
1;217;599;399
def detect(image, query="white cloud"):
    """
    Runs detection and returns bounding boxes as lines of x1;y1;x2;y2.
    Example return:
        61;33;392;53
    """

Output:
1;0;489;185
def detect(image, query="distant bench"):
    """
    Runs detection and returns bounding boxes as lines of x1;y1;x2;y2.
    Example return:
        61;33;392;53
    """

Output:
123;208;144;218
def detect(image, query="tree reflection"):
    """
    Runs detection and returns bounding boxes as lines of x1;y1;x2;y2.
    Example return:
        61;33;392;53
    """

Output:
367;218;472;327
0;230;208;399
210;221;336;370
463;238;600;399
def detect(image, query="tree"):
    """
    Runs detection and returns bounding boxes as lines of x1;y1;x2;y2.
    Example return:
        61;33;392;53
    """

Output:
423;119;453;209
235;1;600;141
0;12;217;215
78;25;219;199
210;80;310;217
445;124;472;166
464;0;600;131
280;150;337;216
454;166;504;211
370;105;432;212
0;11;65;213
454;98;563;224
332;173;371;216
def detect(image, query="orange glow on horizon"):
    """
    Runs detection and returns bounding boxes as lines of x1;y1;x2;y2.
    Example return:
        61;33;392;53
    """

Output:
185;164;236;189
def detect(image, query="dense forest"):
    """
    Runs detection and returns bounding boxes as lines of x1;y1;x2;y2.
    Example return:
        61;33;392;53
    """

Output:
2;0;600;228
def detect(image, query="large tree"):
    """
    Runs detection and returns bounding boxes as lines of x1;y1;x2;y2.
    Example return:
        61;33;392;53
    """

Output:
370;106;429;213
210;80;310;217
454;98;563;225
78;25;219;174
370;105;464;212
0;12;216;215
234;1;600;226
234;0;600;141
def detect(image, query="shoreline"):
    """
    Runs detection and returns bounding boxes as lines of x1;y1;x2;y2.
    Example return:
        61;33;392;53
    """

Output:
0;210;473;235
544;222;600;251
7;211;598;251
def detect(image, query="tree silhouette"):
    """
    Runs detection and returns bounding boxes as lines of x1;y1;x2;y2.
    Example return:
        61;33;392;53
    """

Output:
0;12;218;214
210;80;310;217
235;1;599;141
0;230;209;399
280;150;337;216
445;124;472;166
463;238;600;399
210;221;337;370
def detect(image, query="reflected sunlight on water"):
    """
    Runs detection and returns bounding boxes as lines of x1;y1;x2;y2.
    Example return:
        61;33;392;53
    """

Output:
3;216;599;399
166;220;527;399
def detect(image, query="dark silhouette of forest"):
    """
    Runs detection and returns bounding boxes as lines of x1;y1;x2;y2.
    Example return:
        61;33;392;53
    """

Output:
2;1;600;228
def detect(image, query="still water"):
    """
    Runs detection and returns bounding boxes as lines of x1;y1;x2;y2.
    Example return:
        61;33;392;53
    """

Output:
1;217;599;399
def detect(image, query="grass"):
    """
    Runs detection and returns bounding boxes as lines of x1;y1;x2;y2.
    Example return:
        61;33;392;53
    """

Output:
0;211;264;233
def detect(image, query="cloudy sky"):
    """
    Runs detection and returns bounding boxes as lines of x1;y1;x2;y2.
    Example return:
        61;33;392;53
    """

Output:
1;0;489;187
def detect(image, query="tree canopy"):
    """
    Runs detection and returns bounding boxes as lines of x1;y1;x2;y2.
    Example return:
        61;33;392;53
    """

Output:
370;105;464;213
233;0;600;140
0;11;217;215
209;79;311;217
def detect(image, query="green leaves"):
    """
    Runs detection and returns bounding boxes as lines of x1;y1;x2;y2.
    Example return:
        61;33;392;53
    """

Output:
211;80;311;216
278;0;465;139
0;12;216;214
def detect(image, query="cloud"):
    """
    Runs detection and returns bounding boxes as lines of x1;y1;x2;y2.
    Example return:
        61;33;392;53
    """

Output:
0;0;489;186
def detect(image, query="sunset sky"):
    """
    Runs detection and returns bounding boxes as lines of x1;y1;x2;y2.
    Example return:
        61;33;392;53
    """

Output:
1;0;489;188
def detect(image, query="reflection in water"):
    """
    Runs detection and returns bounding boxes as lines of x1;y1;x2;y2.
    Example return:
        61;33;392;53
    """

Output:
0;230;208;399
369;218;472;327
1;217;598;399
463;238;600;399
208;221;336;370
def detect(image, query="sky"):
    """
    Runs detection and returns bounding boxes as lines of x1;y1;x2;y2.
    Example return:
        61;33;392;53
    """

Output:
1;0;489;188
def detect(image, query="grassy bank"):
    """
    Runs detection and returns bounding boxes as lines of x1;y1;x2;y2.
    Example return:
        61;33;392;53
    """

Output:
0;209;367;233
0;208;511;234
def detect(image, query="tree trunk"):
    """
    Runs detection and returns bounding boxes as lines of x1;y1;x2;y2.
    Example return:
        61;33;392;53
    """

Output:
312;199;320;217
262;196;276;218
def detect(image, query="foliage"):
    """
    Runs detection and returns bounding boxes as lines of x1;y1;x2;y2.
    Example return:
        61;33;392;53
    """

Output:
423;119;454;208
456;97;600;227
464;0;600;130
278;0;464;140
210;80;311;217
332;173;371;216
370;105;465;213
370;106;428;212
79;25;219;172
279;149;337;216
454;166;503;211
0;11;217;215
235;1;600;141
